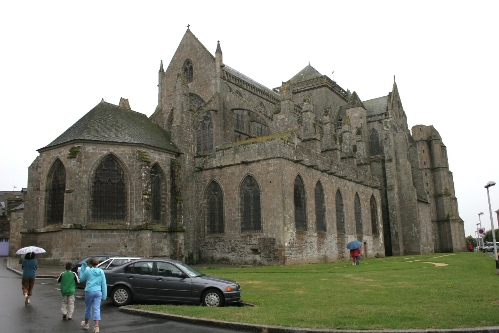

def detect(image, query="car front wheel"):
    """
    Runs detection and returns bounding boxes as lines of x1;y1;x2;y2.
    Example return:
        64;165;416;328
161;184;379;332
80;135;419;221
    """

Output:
202;289;224;307
112;286;132;306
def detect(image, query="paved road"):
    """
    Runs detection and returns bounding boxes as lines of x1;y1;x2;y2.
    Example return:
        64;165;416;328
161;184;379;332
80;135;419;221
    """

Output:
0;258;251;333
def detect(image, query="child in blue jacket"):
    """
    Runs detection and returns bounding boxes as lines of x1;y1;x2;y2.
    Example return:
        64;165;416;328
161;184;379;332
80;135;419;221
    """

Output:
79;258;107;332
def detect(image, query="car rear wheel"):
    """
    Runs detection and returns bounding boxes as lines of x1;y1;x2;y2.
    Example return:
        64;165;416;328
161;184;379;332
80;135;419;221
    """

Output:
202;289;224;307
112;286;132;306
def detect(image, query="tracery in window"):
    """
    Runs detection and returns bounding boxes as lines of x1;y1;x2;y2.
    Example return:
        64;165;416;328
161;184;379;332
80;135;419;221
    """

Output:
355;193;362;235
46;159;66;225
196;112;213;155
189;93;205;110
183;59;193;83
252;122;268;137
370;129;382;156
335;189;345;233
91;155;126;221
233;110;245;132
315;181;326;232
370;195;378;235
240;175;261;232
206;181;224;234
150;164;164;222
294;176;307;231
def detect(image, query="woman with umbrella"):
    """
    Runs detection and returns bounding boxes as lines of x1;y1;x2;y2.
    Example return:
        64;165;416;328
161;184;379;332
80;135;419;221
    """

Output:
21;252;38;305
346;240;362;266
17;246;45;306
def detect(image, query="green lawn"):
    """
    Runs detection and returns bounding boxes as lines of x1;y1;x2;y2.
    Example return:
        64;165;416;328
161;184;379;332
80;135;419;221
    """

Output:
131;252;499;330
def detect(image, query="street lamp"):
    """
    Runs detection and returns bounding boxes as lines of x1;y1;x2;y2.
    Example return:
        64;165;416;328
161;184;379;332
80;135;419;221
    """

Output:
484;181;499;274
476;223;480;251
478;212;484;247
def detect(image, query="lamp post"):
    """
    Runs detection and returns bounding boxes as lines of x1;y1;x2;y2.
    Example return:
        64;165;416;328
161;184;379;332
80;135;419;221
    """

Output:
476;223;480;251
484;181;499;274
478;212;484;248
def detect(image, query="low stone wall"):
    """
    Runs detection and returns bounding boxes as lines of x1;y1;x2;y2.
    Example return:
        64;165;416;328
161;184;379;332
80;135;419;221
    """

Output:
20;228;179;265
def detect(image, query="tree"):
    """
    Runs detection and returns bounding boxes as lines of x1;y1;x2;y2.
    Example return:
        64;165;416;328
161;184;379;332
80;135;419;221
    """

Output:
466;235;476;246
483;229;499;242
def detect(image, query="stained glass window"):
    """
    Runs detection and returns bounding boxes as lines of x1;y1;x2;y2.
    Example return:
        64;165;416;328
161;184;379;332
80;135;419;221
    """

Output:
315;181;326;232
335;190;345;233
91;155;126;221
370;195;378;235
183;59;193;83
240;176;261;232
151;164;163;222
46;159;66;225
355;193;362;235
294;176;307;231
207;181;224;234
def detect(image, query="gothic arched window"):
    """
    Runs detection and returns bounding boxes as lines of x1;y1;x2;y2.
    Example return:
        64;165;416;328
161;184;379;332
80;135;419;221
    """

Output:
315;181;326;232
150;164;164;222
46;159;66;225
196;112;213;155
355;193;362;235
370;129;382;156
294;176;307;231
335;190;345;233
206;181;224;234
370;195;378;235
91;155;126;221
183;59;193;83
240;175;261;232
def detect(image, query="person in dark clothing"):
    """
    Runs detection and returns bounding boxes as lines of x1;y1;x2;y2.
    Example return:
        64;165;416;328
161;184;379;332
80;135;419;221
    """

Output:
22;252;38;306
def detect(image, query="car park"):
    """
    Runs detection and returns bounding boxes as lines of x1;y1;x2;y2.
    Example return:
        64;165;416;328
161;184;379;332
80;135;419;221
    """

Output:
105;258;242;307
97;257;141;270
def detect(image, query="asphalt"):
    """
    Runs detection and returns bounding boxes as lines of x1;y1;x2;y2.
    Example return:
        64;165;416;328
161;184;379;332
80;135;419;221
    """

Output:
6;257;499;333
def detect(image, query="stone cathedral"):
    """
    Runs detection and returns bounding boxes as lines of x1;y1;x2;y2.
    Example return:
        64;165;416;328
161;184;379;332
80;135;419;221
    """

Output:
22;28;465;265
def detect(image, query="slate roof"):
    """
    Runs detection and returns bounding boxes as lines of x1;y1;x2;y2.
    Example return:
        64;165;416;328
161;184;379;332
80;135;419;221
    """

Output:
363;96;389;117
41;101;180;153
224;65;279;97
289;64;323;84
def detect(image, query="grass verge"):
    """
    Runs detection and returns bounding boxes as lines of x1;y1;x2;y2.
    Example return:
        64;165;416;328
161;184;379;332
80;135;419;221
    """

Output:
130;252;499;330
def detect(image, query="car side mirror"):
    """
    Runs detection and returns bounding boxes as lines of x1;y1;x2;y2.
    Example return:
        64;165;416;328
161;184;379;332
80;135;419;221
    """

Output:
179;273;188;279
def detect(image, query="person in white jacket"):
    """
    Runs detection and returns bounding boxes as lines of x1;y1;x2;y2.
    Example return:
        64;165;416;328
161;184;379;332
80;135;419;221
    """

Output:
79;258;107;332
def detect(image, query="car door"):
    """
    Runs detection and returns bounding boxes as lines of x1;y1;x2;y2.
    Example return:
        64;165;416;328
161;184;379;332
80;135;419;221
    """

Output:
155;261;193;302
122;261;157;300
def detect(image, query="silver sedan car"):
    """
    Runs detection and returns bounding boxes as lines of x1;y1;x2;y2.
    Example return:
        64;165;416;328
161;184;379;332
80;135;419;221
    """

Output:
105;258;242;307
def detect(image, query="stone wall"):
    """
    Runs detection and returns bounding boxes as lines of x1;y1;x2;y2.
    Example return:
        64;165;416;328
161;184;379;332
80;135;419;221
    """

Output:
192;154;385;265
20;228;179;265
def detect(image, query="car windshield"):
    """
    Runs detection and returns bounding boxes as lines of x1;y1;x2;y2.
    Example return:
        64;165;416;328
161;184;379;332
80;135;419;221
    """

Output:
176;262;203;277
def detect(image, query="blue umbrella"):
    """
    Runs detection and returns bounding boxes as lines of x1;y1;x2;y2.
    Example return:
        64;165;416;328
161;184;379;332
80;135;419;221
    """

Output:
346;240;362;250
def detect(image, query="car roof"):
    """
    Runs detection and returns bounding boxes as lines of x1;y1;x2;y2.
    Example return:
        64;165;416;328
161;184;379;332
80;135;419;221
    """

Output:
126;258;183;264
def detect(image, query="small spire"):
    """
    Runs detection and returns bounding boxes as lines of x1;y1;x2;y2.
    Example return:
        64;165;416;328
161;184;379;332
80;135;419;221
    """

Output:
187;24;190;30
394;75;396;83
159;60;164;72
216;40;222;54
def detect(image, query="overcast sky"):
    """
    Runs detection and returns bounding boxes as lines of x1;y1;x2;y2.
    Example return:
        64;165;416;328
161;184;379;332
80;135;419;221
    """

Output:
1;1;498;239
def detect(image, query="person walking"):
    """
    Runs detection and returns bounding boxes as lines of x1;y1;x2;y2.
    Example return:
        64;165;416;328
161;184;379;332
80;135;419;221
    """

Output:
350;247;361;266
57;262;79;320
21;252;38;306
79;258;107;332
